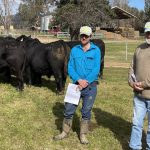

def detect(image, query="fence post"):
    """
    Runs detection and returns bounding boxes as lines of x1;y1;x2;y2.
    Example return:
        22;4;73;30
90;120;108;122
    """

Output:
125;41;128;61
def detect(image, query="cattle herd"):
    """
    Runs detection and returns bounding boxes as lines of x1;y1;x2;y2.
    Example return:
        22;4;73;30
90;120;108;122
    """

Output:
0;35;105;94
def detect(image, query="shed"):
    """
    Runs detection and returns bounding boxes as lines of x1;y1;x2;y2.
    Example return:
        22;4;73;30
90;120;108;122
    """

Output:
111;6;137;19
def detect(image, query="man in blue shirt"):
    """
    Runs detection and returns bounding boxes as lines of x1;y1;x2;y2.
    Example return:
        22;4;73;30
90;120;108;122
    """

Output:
54;26;101;144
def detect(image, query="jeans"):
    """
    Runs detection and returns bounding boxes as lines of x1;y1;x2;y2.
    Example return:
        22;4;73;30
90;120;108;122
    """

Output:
64;82;97;120
129;96;150;150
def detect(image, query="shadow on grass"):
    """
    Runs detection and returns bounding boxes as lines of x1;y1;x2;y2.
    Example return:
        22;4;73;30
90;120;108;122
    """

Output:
0;75;57;93
0;75;20;89
93;108;146;150
52;102;80;137
41;78;56;93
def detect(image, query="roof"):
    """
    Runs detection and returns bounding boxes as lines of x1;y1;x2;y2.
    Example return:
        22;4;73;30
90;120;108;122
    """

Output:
111;6;137;19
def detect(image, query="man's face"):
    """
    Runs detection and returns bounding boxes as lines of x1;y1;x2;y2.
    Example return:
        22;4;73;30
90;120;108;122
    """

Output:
145;32;150;44
80;34;91;45
145;32;150;39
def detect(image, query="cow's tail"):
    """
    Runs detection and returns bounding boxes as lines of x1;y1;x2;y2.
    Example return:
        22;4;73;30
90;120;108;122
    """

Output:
64;53;68;77
21;52;27;75
60;40;70;77
64;44;70;77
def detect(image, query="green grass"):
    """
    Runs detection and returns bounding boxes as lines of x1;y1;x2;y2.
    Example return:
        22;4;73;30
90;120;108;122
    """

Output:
105;41;144;64
0;41;148;150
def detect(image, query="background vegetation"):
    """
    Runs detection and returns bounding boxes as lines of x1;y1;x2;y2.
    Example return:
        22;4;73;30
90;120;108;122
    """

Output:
0;0;148;38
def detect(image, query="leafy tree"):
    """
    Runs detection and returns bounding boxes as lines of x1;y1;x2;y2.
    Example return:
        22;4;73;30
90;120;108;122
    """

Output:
128;7;145;32
145;0;150;22
110;0;129;10
0;0;17;29
18;1;43;28
54;0;115;40
17;0;55;29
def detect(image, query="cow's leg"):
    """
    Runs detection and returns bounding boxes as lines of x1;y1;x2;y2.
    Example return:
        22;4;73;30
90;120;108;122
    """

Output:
53;69;64;95
31;71;38;85
16;65;24;90
4;67;11;83
6;58;24;91
24;66;32;86
16;71;24;91
30;71;42;86
62;71;67;91
36;73;42;86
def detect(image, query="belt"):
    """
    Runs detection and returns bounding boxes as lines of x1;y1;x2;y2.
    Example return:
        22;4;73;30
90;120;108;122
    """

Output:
90;81;99;86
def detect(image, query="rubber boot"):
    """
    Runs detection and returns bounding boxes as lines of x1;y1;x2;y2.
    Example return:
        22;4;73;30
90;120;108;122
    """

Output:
80;119;90;144
53;118;72;141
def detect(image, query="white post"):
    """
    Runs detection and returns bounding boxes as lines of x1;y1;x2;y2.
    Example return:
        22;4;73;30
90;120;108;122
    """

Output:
125;41;128;61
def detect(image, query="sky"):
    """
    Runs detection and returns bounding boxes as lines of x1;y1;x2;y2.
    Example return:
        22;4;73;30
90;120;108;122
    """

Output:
129;0;145;10
0;0;145;15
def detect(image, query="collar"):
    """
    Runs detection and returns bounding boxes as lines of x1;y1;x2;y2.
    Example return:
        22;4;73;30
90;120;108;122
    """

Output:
78;42;96;51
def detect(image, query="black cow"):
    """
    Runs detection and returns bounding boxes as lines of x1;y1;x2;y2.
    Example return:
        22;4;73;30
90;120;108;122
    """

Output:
0;36;26;90
0;37;11;82
16;35;104;94
16;35;43;85
17;35;70;94
42;40;70;93
66;39;105;79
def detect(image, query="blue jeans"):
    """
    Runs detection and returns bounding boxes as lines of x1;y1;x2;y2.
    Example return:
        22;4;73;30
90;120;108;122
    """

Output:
129;96;150;150
64;82;97;120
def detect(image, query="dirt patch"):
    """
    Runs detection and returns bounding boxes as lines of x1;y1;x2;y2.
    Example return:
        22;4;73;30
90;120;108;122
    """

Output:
105;62;130;68
38;37;58;43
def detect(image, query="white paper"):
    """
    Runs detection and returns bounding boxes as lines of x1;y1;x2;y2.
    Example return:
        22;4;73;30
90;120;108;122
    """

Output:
64;83;81;105
131;73;137;82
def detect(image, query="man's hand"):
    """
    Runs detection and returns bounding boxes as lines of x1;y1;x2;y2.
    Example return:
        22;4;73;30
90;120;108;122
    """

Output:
78;79;89;88
133;82;144;91
78;85;83;90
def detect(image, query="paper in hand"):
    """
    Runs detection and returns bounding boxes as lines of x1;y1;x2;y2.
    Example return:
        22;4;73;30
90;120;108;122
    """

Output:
131;73;137;82
64;83;81;105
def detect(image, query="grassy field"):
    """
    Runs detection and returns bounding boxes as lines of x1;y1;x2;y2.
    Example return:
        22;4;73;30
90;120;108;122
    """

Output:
0;41;148;150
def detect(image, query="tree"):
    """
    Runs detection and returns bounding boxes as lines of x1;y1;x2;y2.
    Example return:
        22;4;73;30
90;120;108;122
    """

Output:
0;0;16;29
127;7;145;32
54;0;115;40
145;0;150;22
17;0;55;29
18;0;43;28
110;0;129;10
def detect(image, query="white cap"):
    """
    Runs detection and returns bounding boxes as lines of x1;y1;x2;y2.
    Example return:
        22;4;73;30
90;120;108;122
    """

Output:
145;22;150;32
80;26;92;36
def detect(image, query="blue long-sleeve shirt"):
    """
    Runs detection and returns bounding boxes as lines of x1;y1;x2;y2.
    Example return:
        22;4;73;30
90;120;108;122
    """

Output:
68;42;101;83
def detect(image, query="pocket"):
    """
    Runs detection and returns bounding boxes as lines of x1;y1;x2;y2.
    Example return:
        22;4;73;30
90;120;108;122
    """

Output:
85;56;95;69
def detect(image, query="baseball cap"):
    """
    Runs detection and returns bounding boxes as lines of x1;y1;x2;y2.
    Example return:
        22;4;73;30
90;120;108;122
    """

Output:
80;26;92;36
145;22;150;32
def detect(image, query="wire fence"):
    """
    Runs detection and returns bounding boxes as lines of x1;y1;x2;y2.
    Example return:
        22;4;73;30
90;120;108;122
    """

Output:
104;40;144;68
0;29;145;40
